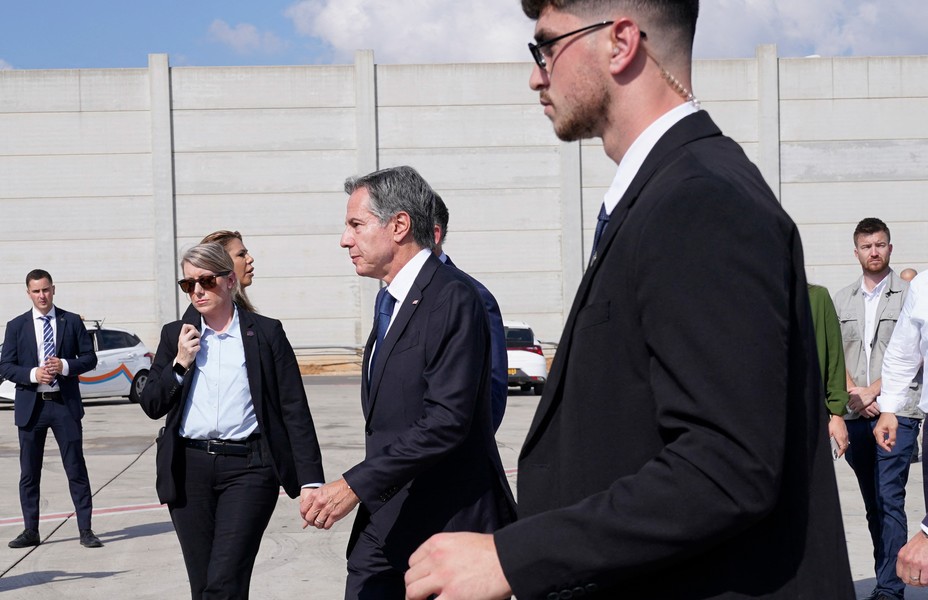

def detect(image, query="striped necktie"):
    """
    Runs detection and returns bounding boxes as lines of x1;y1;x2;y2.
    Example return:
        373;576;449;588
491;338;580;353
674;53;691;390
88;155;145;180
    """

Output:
40;315;58;388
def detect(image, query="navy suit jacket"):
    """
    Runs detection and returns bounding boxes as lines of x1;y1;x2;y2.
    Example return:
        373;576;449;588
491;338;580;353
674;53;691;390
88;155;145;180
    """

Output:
0;307;97;427
140;306;325;504
344;253;516;568
494;111;854;598
443;254;508;430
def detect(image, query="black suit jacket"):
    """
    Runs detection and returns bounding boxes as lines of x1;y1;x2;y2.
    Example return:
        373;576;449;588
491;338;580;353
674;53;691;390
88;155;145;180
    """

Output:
0;308;97;427
443;255;508;430
344;253;516;567
140;306;324;504
494;111;854;598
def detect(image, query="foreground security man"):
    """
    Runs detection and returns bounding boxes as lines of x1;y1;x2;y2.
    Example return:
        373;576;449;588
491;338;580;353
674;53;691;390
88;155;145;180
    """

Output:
405;1;854;598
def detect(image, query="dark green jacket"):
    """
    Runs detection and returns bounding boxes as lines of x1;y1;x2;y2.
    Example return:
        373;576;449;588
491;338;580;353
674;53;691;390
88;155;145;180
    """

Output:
808;284;849;416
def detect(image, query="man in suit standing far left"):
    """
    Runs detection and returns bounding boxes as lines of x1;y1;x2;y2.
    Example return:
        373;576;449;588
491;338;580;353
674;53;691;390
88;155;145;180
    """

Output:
0;269;101;548
300;165;515;598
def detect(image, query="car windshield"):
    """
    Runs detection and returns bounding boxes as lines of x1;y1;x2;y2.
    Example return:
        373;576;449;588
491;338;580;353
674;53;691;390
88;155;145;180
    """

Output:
505;328;534;348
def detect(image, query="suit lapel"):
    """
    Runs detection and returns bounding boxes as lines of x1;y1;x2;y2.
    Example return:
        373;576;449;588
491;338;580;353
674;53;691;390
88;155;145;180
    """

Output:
521;111;723;455
365;254;440;423
54;310;67;355
238;309;264;416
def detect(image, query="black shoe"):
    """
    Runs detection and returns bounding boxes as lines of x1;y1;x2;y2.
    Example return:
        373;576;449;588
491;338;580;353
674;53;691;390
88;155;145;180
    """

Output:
79;529;103;548
8;529;40;548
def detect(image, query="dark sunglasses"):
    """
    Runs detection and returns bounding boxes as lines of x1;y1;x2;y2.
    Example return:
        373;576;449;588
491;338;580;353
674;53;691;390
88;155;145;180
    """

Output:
177;271;231;294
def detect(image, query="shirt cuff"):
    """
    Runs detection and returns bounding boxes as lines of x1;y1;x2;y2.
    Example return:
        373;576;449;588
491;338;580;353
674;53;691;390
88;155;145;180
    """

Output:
877;394;906;414
301;483;323;489
60;359;70;376
29;367;39;383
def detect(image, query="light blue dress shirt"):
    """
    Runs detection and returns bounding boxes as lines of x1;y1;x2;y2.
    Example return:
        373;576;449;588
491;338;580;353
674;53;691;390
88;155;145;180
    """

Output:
179;307;258;441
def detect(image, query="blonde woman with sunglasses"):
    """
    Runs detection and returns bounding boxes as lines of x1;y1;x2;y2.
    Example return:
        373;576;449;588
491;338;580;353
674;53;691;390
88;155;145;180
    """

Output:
139;242;324;599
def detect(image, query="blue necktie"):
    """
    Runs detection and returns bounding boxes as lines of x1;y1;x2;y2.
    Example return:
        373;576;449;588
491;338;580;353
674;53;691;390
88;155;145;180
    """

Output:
589;204;610;265
40;315;58;388
370;288;396;375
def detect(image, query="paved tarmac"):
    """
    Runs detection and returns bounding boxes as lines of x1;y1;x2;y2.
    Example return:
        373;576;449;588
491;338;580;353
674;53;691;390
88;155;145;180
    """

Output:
0;376;926;599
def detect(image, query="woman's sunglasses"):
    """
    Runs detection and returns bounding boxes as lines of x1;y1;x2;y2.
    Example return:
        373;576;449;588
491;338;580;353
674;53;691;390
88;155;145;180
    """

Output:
177;270;231;294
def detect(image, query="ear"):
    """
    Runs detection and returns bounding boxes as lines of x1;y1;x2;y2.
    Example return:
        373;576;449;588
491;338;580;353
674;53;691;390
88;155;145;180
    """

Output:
392;211;412;242
607;18;646;76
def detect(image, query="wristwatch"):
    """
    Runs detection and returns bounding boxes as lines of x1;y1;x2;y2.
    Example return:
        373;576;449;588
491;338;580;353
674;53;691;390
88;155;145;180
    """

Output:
172;361;189;378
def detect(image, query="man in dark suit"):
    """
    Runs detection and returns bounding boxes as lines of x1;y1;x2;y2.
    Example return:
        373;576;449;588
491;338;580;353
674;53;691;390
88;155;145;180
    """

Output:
405;1;854;598
301;165;516;598
0;269;100;548
432;195;509;430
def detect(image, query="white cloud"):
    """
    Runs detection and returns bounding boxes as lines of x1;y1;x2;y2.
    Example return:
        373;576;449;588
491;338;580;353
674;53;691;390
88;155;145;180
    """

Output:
0;58;12;70
284;0;533;64
284;0;927;65
208;19;288;55
696;0;928;58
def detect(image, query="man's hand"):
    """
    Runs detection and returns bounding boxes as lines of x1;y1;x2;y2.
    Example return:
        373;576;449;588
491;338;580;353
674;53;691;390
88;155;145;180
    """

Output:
405;532;512;600
176;324;200;368
35;365;55;385
897;530;928;586
848;385;879;413
828;415;849;458
874;412;899;452
44;356;63;377
299;478;359;530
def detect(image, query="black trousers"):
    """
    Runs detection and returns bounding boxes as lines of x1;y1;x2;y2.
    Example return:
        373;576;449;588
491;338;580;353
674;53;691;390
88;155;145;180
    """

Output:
18;397;93;530
169;444;279;600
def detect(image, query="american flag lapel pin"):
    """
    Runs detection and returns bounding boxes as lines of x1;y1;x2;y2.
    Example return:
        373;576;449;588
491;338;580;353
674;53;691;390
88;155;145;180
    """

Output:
246;330;255;336
412;299;419;305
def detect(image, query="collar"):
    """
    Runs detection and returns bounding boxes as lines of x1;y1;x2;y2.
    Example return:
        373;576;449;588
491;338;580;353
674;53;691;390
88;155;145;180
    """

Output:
603;102;700;215
861;273;890;299
201;305;240;337
32;307;57;321
438;251;449;264
385;248;432;306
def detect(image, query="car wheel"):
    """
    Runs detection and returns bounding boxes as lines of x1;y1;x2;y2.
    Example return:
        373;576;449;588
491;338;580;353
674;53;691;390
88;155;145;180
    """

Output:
520;384;531;392
129;370;149;403
533;383;544;395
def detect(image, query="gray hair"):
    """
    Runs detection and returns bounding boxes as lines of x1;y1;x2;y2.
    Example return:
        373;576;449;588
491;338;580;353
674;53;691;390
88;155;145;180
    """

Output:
344;166;438;251
180;242;250;311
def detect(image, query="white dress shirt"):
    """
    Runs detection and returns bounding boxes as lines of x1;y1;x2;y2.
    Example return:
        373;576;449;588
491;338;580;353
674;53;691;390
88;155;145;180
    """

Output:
370;247;432;359
602;102;700;216
878;273;928;414
30;307;70;391
179;306;258;440
861;274;890;384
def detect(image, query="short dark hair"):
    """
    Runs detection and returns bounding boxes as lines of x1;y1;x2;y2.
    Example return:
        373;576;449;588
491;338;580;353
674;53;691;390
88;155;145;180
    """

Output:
434;194;449;245
344;166;439;251
25;269;53;286
521;0;699;47
853;218;891;245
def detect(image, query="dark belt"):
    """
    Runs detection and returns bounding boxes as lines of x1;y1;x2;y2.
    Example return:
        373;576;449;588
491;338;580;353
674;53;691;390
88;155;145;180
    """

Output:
38;391;62;401
183;437;252;456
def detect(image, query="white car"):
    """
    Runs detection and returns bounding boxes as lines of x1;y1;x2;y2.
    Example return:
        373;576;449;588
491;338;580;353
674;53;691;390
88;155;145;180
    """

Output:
0;320;152;402
504;320;547;395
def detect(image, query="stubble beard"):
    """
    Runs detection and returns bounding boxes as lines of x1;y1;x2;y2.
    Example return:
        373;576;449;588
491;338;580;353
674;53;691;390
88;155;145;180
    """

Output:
549;74;610;142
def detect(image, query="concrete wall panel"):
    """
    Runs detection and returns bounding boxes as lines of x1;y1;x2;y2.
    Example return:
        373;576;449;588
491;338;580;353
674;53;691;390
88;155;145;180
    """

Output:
0;154;152;198
0;112;151;155
173;108;356;152
781;140;928;183
170;66;356;110
173;150;356;195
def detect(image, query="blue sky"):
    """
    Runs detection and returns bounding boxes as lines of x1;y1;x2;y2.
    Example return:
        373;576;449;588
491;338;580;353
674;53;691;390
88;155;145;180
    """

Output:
1;0;926;70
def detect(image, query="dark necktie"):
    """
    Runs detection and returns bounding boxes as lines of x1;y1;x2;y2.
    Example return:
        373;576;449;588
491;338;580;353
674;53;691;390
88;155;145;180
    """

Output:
589;203;610;265
370;287;396;375
40;315;58;388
